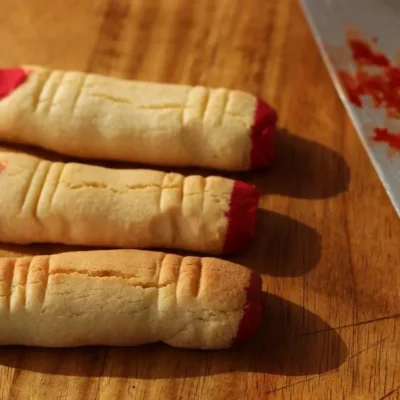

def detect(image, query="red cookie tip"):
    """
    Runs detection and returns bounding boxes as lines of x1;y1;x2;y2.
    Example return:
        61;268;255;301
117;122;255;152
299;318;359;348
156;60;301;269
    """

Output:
223;180;260;254
250;98;278;169
0;68;28;100
232;271;263;346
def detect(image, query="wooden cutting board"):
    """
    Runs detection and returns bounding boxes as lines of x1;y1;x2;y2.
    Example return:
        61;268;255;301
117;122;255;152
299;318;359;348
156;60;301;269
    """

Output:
0;0;399;398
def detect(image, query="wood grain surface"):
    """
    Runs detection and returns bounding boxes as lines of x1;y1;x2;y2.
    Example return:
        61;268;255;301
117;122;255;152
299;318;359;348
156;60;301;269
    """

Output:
0;0;399;399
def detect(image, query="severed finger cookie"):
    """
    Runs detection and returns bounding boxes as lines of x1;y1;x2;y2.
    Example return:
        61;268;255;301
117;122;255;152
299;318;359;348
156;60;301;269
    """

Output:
0;66;277;171
0;150;259;254
0;249;263;349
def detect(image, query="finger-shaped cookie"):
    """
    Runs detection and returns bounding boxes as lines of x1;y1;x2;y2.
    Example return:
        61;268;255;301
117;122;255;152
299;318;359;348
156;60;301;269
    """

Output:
0;150;259;253
0;249;263;349
0;66;277;171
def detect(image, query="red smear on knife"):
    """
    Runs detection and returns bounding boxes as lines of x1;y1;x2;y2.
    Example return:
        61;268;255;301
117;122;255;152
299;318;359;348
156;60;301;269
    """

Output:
232;272;263;346
372;128;400;152
348;37;390;67
223;181;259;254
338;70;362;107
337;32;400;154
0;68;28;100
250;98;278;169
338;34;400;119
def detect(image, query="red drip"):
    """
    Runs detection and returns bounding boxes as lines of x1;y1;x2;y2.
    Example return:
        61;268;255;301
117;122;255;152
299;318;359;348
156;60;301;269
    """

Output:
223;181;260;254
232;272;263;346
0;68;27;100
348;38;390;67
250;98;278;169
338;35;400;119
338;70;362;107
372;127;400;152
337;32;400;154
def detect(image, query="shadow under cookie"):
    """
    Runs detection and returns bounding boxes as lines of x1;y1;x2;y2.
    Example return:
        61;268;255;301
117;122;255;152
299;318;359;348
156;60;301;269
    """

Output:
0;293;347;378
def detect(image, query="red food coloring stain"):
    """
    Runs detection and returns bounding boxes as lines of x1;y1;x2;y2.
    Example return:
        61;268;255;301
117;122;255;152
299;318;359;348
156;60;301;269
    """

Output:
0;68;28;100
232;272;263;346
337;31;400;153
348;37;390;67
338;33;400;119
338;70;362;107
223;180;260;254
250;98;278;169
372;127;400;153
0;161;7;172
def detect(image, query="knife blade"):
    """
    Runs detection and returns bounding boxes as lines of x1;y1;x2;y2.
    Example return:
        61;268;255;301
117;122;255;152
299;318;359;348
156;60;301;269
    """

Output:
300;0;400;217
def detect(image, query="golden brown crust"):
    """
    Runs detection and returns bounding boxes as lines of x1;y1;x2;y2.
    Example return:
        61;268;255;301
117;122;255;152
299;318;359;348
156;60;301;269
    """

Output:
0;150;233;253
0;249;252;349
0;66;256;171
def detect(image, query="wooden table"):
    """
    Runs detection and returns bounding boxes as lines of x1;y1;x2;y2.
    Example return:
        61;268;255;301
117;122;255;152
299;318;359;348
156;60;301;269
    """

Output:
0;0;399;398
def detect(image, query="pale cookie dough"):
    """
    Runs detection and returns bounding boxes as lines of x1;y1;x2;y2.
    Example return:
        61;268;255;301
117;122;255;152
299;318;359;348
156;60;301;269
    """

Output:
0;66;277;171
0;150;259;254
0;249;263;349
